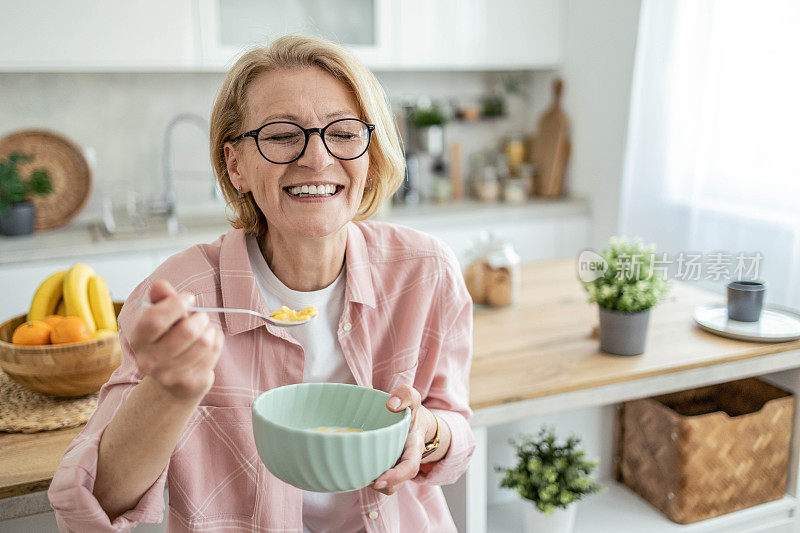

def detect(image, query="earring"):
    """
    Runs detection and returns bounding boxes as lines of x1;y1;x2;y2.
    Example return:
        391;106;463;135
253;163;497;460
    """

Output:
238;185;244;199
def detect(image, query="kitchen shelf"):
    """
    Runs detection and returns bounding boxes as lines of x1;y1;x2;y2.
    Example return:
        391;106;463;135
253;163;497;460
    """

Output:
487;479;797;533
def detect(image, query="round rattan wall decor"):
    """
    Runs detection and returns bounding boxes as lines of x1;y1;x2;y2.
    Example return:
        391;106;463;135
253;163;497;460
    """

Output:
0;129;92;231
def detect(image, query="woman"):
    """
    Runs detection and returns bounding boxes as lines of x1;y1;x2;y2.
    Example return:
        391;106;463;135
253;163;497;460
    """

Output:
48;35;475;533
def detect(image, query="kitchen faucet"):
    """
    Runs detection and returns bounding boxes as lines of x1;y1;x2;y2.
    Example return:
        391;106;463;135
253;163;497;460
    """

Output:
149;112;215;235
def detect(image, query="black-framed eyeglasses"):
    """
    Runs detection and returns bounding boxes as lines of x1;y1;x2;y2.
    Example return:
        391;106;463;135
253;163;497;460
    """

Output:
230;118;376;164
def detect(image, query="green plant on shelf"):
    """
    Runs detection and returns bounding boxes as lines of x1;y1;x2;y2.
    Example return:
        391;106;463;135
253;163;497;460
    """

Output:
496;425;605;514
582;236;672;313
410;103;448;128
0;151;53;217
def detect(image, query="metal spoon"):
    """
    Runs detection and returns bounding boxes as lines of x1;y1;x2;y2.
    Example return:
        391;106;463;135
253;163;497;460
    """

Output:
132;299;316;327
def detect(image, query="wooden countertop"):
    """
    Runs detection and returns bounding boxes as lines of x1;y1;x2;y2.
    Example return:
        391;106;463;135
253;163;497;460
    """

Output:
3;255;799;500
470;257;800;410
0;425;82;499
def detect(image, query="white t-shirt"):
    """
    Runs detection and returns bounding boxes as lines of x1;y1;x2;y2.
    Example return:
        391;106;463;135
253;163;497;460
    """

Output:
246;234;365;533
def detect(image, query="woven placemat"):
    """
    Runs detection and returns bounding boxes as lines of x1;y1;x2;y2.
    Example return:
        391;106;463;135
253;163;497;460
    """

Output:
0;370;98;433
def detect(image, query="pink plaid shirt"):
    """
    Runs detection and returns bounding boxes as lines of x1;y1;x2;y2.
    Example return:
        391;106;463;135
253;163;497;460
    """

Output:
47;220;476;532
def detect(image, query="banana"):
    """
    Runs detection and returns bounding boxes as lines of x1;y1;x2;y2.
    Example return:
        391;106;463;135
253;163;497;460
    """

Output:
55;299;66;316
88;275;118;332
27;270;67;321
63;263;96;332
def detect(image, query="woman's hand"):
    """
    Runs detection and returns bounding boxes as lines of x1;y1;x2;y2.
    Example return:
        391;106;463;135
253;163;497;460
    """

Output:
129;280;224;403
370;384;440;496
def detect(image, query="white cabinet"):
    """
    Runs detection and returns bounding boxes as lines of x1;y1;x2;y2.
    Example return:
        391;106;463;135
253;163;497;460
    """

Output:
198;0;561;70
0;0;560;71
196;0;394;69
391;0;561;69
0;254;158;320
0;0;197;71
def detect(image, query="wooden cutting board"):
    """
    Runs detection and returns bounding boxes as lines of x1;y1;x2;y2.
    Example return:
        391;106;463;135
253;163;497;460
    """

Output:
530;78;570;198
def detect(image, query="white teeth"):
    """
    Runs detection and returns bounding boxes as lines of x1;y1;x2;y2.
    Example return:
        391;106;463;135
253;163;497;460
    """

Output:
287;184;339;197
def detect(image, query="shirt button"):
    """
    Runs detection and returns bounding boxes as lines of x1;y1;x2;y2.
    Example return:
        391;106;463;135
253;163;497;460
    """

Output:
368;510;379;520
342;322;352;332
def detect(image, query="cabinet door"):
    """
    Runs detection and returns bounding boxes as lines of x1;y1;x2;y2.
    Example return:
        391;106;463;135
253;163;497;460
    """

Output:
196;0;393;69
0;0;196;71
392;0;561;69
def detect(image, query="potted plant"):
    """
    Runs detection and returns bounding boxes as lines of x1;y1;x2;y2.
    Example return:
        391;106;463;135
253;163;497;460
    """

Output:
0;151;53;236
582;236;671;356
409;102;448;156
480;74;528;119
496;426;605;533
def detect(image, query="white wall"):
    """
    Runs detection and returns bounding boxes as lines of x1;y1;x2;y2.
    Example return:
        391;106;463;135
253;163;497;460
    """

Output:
561;0;642;249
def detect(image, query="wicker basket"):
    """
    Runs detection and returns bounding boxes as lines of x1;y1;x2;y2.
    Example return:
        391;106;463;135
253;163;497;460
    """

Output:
0;302;123;397
617;377;793;524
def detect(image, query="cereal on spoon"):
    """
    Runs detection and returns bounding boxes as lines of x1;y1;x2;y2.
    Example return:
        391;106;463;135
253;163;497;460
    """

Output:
269;305;318;322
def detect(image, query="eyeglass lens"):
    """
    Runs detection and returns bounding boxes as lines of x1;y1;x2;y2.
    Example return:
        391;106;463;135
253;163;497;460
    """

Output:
257;119;370;163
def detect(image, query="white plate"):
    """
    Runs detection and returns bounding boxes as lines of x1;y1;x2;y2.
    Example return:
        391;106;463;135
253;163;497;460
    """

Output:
693;304;800;342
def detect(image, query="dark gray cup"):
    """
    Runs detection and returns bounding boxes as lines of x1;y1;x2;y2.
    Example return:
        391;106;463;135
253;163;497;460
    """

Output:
727;280;766;322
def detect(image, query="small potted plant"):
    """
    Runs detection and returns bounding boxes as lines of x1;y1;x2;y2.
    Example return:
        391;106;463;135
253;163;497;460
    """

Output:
409;102;448;155
0;151;52;236
496;426;605;533
582;236;671;356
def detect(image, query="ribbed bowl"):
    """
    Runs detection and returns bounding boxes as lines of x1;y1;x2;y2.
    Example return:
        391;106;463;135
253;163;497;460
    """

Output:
252;383;411;493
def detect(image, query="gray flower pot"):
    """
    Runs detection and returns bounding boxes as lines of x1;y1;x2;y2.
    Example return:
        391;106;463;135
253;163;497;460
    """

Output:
598;306;651;356
0;201;35;236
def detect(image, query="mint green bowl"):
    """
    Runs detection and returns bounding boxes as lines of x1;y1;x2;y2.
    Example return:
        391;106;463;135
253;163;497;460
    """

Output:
251;383;411;493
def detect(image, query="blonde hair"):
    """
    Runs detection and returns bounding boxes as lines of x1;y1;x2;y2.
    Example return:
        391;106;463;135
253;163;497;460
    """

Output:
210;35;405;240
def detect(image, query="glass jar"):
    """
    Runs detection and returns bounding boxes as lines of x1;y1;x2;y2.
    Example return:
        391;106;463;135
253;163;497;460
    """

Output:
477;165;500;202
431;175;452;202
503;177;526;204
463;233;521;307
504;139;525;174
519;162;535;196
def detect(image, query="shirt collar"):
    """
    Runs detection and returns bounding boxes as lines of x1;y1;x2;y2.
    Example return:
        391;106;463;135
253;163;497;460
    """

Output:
344;221;377;309
219;222;375;335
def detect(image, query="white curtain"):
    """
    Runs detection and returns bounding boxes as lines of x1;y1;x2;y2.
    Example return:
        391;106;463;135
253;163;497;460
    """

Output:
619;0;800;307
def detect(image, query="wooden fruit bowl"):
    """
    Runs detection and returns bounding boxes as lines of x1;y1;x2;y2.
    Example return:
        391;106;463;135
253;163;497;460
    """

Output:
0;302;124;397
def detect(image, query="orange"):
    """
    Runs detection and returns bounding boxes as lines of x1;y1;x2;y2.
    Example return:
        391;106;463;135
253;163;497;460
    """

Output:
12;320;53;346
50;316;93;344
41;315;65;329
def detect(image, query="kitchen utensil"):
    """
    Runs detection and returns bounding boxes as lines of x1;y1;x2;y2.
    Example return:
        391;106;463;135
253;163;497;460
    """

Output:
693;303;800;342
529;78;570;198
251;382;411;492
0;129;92;231
449;142;464;200
133;299;316;327
727;280;766;322
0;302;123;397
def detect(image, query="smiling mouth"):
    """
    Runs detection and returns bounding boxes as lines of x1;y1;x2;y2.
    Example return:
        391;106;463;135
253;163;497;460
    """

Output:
283;184;344;198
